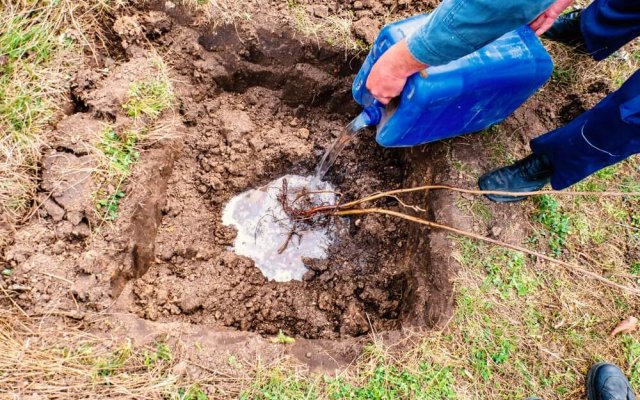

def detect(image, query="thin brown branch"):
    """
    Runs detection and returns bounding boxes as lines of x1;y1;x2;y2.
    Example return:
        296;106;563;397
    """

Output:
334;208;640;296
338;185;640;210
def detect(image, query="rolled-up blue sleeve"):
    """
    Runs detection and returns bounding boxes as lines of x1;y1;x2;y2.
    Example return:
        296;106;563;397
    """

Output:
406;0;556;66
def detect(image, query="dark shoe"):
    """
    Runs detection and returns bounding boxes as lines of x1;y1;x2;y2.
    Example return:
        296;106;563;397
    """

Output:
542;9;588;53
587;363;636;400
478;154;552;202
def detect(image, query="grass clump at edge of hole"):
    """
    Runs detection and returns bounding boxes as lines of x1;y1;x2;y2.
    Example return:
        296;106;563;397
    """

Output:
122;75;175;119
94;126;141;221
94;61;175;222
0;0;100;224
286;0;368;53
239;343;456;400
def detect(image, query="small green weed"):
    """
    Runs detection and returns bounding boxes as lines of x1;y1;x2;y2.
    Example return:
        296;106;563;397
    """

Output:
95;127;141;221
483;250;537;299
551;65;577;85
631;262;640;275
99;128;140;175
533;195;571;257
144;341;172;367
176;385;209;400
270;330;296;345
96;191;125;221
93;342;133;380
469;329;515;382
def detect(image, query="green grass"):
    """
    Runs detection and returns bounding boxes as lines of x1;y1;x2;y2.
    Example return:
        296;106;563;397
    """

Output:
626;336;640;390
0;1;85;222
324;361;456;400
286;0;367;52
550;65;577;86
239;346;456;400
94;65;174;222
270;330;296;345
240;366;318;400
533;195;571;257
122;77;174;119
455;198;492;223
95;127;141;221
144;341;173;367
456;237;537;300
176;385;209;400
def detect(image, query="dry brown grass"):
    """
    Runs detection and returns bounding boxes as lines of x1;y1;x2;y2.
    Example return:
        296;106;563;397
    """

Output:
0;0;105;232
169;0;257;25
0;307;180;399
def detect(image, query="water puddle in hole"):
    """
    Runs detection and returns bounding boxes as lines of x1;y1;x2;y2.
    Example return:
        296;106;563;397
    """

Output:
222;175;336;282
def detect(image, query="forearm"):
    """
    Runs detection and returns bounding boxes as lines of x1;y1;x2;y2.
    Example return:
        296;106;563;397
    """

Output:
406;0;556;66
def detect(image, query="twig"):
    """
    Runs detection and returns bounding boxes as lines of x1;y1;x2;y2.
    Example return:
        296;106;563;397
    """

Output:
334;208;640;296
338;185;640;210
41;272;74;285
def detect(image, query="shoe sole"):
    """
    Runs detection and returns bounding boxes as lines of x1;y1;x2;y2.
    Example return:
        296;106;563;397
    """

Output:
483;193;528;203
477;176;528;203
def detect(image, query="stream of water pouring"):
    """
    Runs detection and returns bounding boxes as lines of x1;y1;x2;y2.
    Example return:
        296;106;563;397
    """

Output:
313;112;371;182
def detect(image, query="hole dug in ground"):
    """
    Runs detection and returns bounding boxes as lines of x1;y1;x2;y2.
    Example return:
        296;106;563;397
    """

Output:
6;5;454;350
110;7;453;340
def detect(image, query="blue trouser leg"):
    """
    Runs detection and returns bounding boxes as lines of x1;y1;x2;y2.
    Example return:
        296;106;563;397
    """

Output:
581;0;640;61
530;70;640;190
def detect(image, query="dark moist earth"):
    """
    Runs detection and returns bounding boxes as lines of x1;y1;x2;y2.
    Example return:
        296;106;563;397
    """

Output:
134;14;412;337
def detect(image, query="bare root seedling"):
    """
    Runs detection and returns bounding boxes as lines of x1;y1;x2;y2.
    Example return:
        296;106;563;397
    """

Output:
275;178;340;253
282;183;640;296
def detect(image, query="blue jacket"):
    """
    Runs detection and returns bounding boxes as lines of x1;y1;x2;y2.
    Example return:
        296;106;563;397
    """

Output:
406;0;556;66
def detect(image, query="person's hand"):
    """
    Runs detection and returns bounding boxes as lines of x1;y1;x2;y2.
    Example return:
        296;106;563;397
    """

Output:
529;0;575;36
366;39;427;105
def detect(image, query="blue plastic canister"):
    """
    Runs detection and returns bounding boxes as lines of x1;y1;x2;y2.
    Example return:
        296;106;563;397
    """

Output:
352;14;554;147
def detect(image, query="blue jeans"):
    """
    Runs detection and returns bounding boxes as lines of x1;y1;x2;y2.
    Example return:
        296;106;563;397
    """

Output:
530;0;640;189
